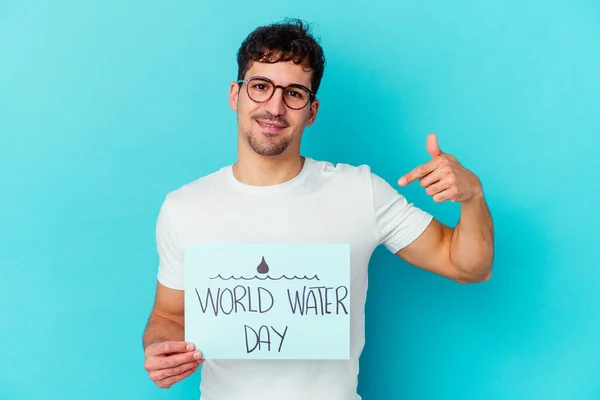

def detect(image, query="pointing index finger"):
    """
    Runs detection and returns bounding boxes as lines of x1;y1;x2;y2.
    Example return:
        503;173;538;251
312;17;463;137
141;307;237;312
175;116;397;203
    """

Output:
398;159;439;186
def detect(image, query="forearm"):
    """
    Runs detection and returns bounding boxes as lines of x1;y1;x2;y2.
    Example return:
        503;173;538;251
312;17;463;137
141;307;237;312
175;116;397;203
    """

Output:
143;314;184;349
450;190;495;282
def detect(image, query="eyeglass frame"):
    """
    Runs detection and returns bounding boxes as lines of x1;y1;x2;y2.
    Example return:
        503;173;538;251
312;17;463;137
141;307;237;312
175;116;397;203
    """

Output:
236;76;316;110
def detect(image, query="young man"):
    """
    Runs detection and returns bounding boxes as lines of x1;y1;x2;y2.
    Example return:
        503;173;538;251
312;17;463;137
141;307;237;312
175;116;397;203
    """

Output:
142;18;494;400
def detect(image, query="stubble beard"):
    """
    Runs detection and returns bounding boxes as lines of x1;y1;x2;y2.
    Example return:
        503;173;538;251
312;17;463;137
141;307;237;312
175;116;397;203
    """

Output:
244;128;295;157
239;110;295;156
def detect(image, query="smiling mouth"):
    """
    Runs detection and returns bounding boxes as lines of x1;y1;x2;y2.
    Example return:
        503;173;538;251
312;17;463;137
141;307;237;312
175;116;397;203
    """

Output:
257;119;287;128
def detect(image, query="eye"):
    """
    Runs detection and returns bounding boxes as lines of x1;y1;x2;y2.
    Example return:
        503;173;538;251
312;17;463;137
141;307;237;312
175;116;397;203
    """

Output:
286;89;306;99
252;83;268;91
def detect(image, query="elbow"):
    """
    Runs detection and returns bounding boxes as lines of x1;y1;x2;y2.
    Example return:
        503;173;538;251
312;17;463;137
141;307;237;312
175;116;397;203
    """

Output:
455;264;493;284
452;250;494;284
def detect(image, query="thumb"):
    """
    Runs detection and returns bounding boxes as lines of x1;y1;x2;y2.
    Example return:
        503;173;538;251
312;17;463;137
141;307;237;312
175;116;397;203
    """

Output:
426;133;442;158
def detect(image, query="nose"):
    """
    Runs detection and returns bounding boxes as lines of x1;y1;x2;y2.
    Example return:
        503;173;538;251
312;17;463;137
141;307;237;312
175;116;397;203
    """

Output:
263;87;286;116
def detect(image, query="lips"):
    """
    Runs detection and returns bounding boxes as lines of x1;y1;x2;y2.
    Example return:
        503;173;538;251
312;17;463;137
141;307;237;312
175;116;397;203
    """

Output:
255;119;288;134
256;119;287;128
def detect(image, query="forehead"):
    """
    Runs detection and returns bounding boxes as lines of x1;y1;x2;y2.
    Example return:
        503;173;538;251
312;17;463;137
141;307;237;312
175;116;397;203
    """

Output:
245;60;313;89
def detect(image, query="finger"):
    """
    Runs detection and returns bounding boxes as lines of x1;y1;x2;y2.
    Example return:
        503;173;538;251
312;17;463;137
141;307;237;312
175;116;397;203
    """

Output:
145;341;194;357
426;133;442;158
149;360;200;382
418;165;448;188
425;176;454;196
398;158;441;186
145;350;203;371
156;364;199;389
432;188;457;203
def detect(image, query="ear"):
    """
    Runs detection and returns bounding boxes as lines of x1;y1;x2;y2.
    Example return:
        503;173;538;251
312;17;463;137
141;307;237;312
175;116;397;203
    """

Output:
306;99;320;126
229;82;240;111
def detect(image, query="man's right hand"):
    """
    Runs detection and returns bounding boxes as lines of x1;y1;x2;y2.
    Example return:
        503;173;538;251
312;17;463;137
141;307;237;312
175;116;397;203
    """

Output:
144;341;204;388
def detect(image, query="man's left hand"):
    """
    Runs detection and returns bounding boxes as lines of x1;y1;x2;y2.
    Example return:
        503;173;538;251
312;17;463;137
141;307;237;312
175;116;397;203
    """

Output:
398;133;482;203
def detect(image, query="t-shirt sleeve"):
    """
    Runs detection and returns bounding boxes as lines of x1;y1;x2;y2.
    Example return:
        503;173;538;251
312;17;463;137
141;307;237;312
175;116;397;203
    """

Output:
155;197;185;290
371;172;434;253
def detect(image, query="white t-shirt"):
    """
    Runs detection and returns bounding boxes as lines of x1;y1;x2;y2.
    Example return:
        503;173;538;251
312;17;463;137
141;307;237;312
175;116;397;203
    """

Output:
155;157;433;400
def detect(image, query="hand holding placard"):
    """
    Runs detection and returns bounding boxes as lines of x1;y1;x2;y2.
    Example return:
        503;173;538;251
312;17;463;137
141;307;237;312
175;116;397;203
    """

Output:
144;341;204;388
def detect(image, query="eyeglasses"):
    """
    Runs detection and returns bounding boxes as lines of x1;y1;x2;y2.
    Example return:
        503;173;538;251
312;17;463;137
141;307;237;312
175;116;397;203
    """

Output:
237;76;315;110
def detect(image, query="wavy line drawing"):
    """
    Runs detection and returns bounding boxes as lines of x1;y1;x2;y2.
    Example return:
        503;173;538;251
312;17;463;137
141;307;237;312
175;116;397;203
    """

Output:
209;274;320;281
209;255;320;281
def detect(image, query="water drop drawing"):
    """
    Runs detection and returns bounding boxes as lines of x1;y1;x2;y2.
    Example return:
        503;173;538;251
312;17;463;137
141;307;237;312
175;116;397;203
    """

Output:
257;256;269;274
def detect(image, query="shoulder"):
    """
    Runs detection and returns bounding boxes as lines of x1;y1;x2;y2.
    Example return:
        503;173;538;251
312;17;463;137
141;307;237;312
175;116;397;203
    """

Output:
309;158;394;194
161;165;230;210
309;158;417;208
309;157;374;181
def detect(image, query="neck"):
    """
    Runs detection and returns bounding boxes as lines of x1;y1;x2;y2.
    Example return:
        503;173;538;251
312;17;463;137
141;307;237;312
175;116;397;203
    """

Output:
232;152;306;186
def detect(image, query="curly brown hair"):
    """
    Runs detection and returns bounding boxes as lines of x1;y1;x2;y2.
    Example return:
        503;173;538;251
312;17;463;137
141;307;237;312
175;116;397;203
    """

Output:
236;18;326;96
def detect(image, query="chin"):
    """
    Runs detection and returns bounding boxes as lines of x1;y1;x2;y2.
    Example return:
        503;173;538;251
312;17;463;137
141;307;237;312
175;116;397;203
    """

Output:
248;136;290;157
243;123;296;156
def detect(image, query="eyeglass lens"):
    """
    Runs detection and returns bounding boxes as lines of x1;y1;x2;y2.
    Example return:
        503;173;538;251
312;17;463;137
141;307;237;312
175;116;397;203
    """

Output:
246;78;310;109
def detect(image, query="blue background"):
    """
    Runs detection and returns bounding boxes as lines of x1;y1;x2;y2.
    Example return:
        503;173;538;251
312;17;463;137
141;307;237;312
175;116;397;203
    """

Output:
1;1;599;399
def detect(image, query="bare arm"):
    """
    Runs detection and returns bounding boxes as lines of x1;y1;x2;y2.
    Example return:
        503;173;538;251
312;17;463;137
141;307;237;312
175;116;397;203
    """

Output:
396;133;494;283
143;282;185;349
396;192;494;284
450;191;494;281
142;281;203;388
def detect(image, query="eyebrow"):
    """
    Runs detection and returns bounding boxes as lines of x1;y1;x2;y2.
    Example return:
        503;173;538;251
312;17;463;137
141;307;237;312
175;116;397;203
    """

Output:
250;75;312;91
